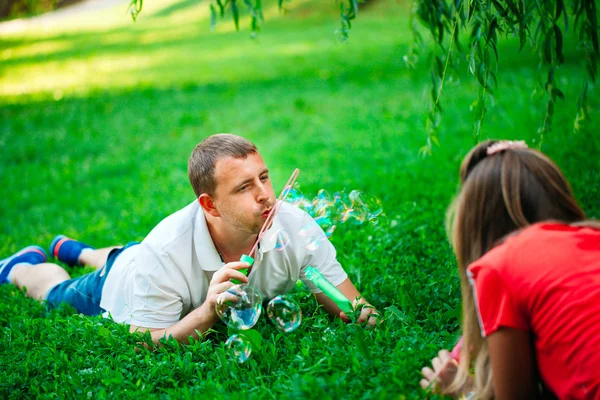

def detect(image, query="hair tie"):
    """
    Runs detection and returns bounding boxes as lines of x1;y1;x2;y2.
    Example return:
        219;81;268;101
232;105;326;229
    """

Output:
486;140;528;156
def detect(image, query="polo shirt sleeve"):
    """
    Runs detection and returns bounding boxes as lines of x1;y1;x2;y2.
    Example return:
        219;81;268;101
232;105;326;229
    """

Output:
298;216;348;294
126;242;184;329
468;249;529;337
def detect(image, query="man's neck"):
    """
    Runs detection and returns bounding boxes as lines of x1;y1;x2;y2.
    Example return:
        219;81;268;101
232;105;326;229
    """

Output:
205;213;257;262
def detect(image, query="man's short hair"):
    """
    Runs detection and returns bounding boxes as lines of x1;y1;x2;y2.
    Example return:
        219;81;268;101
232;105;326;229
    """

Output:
188;134;258;197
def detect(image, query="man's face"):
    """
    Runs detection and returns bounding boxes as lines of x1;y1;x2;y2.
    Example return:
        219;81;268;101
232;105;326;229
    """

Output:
211;152;276;234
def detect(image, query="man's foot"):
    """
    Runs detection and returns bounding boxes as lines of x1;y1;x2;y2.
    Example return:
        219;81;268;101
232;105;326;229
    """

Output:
50;235;94;267
0;246;47;284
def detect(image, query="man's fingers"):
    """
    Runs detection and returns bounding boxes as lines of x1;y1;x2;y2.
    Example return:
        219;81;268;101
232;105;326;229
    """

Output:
216;291;239;306
210;262;250;283
367;314;380;326
212;269;249;285
223;261;251;270
357;307;379;325
211;281;234;296
339;311;350;323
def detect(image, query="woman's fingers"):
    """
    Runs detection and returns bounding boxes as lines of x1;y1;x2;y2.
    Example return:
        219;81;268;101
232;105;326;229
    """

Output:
421;366;436;381
432;356;442;372
420;378;433;390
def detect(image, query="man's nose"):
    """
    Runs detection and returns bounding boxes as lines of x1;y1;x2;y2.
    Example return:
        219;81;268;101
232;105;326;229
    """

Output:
256;183;270;203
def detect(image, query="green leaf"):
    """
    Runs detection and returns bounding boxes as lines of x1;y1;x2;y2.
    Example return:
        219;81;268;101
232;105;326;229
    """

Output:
210;4;217;31
555;0;564;21
353;328;372;359
553;25;564;64
551;87;565;100
231;0;239;31
216;0;226;17
518;21;527;51
543;33;552;64
239;329;262;351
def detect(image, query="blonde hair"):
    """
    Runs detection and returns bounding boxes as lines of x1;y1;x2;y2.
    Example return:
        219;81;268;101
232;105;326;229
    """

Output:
446;140;587;398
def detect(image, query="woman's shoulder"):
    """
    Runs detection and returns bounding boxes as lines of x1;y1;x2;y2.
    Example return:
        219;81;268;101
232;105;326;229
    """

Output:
470;221;600;277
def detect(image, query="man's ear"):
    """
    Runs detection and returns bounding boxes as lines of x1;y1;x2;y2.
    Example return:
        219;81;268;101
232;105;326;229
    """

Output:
198;194;220;217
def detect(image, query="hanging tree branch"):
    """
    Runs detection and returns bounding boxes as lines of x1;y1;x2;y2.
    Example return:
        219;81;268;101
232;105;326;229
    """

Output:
407;0;597;149
127;0;598;151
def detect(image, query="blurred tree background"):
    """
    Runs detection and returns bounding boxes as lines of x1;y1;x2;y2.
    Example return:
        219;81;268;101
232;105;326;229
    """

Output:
0;0;81;19
129;0;598;153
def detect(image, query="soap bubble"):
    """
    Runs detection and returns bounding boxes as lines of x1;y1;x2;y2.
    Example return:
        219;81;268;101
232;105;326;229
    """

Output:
349;190;383;221
311;189;334;218
299;222;329;251
274;229;291;251
267;295;302;333
226;334;251;363
215;284;262;330
283;182;304;206
332;191;352;219
313;216;336;238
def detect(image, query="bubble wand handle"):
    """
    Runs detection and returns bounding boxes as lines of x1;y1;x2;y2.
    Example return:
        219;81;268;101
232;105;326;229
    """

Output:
231;168;300;284
305;266;353;314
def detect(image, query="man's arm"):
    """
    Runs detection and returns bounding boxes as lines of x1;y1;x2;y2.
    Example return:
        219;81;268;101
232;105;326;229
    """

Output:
314;278;379;326
130;301;218;344
130;261;250;344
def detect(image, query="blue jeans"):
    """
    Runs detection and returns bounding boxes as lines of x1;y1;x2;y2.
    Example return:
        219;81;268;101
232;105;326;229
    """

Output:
46;242;138;315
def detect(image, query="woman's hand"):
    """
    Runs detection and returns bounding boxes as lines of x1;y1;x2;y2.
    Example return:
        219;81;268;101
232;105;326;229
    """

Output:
420;349;469;397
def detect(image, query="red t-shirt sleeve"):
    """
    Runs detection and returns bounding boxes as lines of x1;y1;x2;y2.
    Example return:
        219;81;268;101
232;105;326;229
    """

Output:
468;253;529;337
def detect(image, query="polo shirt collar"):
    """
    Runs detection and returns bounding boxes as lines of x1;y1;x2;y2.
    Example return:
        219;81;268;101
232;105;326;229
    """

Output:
194;205;223;272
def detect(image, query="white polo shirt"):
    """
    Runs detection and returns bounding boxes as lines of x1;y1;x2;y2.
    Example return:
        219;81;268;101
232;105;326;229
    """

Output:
100;200;347;328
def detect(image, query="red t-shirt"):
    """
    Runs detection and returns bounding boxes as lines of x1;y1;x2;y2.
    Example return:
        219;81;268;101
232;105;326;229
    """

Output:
468;222;600;399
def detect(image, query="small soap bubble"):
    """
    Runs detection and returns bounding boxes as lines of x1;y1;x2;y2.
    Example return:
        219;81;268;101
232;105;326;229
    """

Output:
283;182;304;206
298;198;315;215
275;229;291;251
311;189;334;218
349;190;383;221
332;191;352;219
215;284;262;330
267;295;302;333
313;216;336;238
299;222;328;251
226;334;251;363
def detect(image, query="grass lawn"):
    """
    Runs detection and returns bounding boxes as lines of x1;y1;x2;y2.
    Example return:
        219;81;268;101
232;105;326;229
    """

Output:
0;0;598;398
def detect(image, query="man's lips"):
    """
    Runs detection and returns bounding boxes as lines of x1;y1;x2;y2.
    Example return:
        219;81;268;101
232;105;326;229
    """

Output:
261;209;272;218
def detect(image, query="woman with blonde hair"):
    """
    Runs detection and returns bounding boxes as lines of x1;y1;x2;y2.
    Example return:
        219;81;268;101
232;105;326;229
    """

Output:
420;140;600;399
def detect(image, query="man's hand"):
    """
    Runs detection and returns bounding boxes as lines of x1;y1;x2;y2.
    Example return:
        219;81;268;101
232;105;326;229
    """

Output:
340;298;380;326
315;278;380;327
129;261;251;345
420;349;470;397
202;261;250;316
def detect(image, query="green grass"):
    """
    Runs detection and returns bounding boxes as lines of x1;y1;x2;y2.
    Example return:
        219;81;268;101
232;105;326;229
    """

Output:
1;1;599;398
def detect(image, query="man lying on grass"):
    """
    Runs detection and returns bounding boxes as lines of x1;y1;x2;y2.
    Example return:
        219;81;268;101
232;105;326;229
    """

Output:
0;134;378;343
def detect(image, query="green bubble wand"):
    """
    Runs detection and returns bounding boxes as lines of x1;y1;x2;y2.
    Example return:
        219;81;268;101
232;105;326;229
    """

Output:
304;266;353;314
231;168;300;284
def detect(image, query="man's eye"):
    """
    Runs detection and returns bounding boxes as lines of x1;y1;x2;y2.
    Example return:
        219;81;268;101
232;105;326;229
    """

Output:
239;185;248;192
261;175;269;181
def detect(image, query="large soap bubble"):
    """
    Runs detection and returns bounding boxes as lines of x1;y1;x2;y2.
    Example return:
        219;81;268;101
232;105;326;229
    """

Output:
267;295;302;333
226;334;252;363
215;284;262;330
